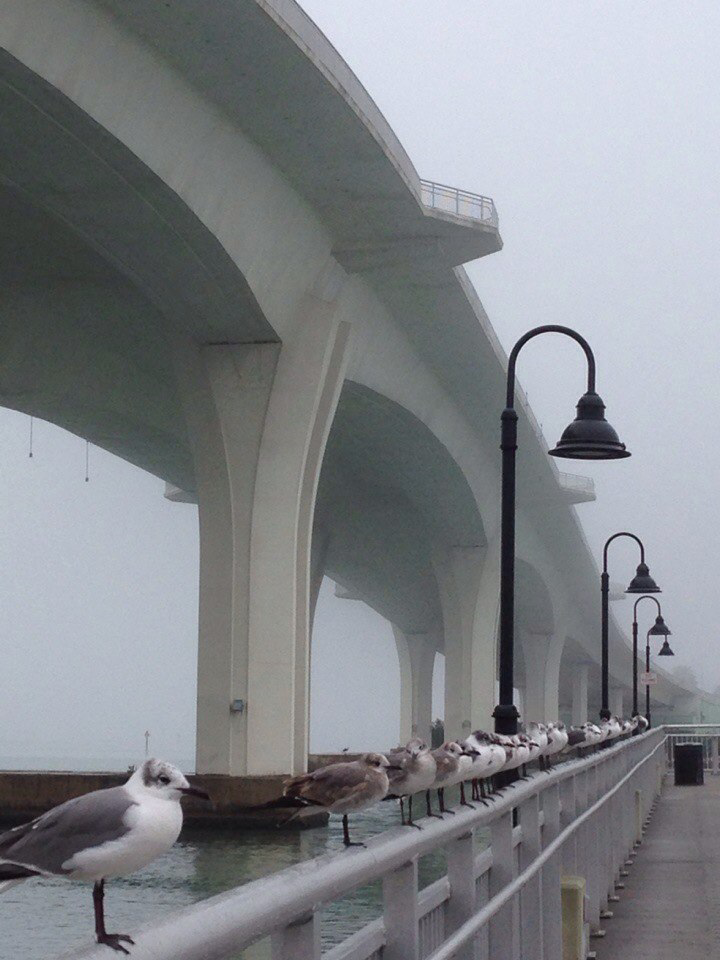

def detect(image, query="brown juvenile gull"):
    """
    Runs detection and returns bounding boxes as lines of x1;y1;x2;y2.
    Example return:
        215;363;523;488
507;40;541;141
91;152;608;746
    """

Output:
429;741;472;815
0;759;209;954
385;738;437;828
269;753;396;846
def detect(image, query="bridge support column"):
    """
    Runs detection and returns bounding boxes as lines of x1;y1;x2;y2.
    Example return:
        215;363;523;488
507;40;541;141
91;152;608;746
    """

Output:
520;630;564;723
572;663;590;725
393;627;435;746
435;541;498;740
176;287;351;777
610;686;625;718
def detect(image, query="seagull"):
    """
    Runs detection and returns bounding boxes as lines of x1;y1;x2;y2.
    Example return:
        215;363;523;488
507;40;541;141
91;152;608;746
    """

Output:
565;726;588;751
568;722;603;751
464;731;507;801
429;741;471;815
0;759;209;954
544;721;569;767
635;714;649;732
385;738;437;828
262;753;396;847
524;722;549;770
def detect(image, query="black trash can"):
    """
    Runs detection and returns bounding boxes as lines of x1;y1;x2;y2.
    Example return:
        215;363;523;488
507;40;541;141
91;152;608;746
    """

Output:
674;742;704;785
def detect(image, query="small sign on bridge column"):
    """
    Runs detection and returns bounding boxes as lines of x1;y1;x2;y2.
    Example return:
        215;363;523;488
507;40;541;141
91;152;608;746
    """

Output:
640;671;658;686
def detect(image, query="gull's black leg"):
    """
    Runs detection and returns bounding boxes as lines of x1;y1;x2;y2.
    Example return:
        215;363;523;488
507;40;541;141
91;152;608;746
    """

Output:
460;782;475;808
342;813;364;847
426;790;442;819
93;880;134;955
439;788;455;814
405;793;421;829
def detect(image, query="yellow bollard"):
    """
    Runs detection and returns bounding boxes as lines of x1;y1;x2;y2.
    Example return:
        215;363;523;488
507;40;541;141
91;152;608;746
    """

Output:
561;876;587;960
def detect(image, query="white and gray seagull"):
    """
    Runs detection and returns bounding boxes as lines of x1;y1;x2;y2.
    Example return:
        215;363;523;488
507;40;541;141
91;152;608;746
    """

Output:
0;758;209;954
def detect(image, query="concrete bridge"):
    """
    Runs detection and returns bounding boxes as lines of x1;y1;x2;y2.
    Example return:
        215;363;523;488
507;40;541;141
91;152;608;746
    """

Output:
0;0;709;781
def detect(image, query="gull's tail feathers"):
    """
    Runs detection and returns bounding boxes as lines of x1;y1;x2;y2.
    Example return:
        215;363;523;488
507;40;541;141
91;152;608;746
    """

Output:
0;862;38;894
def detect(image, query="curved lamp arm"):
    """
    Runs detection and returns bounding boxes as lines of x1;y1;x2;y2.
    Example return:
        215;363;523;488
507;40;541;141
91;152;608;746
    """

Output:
603;531;645;573
505;325;596;408
633;595;662;624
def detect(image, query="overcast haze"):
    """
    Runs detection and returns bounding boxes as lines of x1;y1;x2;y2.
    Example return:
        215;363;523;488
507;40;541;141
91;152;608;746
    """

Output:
1;2;718;765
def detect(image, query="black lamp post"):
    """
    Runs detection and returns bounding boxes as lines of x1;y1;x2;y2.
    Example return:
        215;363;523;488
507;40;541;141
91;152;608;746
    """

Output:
600;533;660;721
632;596;671;717
493;325;630;737
646;626;675;726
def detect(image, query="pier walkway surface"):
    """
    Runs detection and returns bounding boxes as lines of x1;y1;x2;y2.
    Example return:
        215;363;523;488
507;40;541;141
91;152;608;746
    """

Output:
599;776;720;960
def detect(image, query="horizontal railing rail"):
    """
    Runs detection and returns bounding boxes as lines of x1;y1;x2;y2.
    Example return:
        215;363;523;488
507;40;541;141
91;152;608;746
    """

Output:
420;179;499;226
61;729;666;960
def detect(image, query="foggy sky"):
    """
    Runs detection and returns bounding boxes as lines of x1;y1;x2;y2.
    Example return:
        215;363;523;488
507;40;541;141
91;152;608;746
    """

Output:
1;2;718;764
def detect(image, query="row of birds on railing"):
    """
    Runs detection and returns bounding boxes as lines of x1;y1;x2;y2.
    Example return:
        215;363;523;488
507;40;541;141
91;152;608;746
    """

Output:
267;715;650;845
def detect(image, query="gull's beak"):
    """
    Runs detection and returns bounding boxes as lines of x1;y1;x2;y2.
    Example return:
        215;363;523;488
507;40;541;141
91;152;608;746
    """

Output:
462;750;479;757
180;785;211;801
386;764;403;771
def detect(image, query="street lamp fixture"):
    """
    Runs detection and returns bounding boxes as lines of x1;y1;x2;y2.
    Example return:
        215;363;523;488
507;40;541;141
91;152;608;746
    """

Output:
493;325;630;738
632;596;671;718
601;533;660;721
658;639;675;656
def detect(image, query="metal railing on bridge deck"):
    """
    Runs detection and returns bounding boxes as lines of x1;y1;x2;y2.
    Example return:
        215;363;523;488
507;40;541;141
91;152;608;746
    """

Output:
420;180;499;227
665;724;720;775
62;730;666;960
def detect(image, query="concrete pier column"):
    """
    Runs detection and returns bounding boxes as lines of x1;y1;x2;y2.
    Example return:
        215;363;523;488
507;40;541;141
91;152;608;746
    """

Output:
434;540;498;740
176;282;351;777
393;627;436;746
610;687;625;718
571;664;590;725
520;630;564;723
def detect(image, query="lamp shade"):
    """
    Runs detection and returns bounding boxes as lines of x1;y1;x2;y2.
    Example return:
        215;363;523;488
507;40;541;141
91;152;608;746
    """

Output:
648;615;671;637
548;391;631;460
626;562;661;594
658;640;674;656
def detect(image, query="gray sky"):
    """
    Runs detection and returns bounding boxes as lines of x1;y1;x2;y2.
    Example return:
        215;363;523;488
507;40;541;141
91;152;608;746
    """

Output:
1;1;718;763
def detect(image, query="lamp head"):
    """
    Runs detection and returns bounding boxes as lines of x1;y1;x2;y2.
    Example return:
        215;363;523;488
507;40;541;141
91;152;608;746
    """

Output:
648;615;671;637
548;391;631;460
626;562;661;594
658;640;675;656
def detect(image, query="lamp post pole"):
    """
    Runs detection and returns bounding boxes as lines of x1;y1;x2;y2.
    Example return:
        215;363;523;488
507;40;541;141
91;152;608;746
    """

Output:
493;325;630;737
645;629;652;727
600;533;660;721
631;596;670;717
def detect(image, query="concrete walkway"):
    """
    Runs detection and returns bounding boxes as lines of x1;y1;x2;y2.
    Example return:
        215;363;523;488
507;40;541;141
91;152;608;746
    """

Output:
599;775;720;960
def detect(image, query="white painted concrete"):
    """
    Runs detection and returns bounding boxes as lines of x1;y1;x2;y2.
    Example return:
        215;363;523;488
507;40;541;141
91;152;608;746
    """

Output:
0;0;707;778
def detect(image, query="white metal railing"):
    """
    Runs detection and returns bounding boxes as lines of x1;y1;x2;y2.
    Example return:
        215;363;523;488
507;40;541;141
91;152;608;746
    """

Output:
420;179;499;227
665;724;720;774
557;472;596;504
60;729;666;960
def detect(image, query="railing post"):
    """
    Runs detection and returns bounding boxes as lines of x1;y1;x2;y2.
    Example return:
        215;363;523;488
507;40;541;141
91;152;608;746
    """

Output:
541;783;563;960
489;811;516;959
518;795;542;960
713;737;719;776
560;774;578;876
270;912;321;960
583;764;603;935
445;830;477;960
383;858;420;960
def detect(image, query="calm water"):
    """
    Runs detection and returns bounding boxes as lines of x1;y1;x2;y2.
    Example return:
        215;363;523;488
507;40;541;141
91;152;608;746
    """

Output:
0;758;481;960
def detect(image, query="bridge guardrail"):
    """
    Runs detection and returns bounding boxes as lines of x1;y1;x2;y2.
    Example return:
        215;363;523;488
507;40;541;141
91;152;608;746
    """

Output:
420;180;499;227
61;729;666;960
